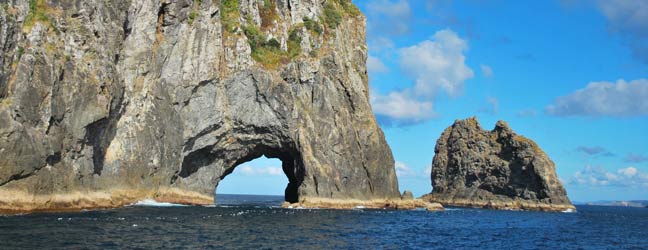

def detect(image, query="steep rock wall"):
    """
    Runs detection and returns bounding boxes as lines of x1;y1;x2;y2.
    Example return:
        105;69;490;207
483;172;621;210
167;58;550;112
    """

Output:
0;0;399;212
422;118;574;211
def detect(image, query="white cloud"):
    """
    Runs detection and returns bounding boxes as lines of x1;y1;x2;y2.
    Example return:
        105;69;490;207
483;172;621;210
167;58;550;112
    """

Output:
372;91;434;122
546;79;648;117
399;29;474;97
372;29;473;125
238;166;283;176
480;64;493;77
569;165;648;188
597;0;648;63
367;56;389;74
395;161;414;177
366;0;412;35
395;161;431;179
619;167;638;177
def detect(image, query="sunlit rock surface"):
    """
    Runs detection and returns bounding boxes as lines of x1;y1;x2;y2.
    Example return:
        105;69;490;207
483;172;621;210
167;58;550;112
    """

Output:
0;0;399;213
422;118;575;212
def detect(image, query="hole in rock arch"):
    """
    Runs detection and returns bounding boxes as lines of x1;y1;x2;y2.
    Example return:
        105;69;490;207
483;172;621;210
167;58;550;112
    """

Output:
216;156;286;203
215;148;304;204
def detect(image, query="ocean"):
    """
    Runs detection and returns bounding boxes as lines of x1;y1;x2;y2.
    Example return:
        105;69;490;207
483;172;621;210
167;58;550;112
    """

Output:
0;194;646;249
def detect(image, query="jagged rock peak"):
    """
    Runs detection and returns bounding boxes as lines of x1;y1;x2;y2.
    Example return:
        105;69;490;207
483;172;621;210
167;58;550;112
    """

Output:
494;120;511;130
422;118;575;212
0;0;399;213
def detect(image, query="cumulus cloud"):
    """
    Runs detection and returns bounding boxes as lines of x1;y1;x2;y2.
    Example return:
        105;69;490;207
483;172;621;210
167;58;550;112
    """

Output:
238;166;283;176
569;165;648;188
625;153;648;163
597;0;648;63
576;146;615;157
367;56;389;74
399;29;474;97
365;0;412;35
546;79;648;117
372;29;473;125
619;166;638;177
372;91;435;123
480;64;493;77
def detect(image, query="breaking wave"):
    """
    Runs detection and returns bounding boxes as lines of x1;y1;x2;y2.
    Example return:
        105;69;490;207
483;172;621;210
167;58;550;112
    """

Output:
130;199;188;207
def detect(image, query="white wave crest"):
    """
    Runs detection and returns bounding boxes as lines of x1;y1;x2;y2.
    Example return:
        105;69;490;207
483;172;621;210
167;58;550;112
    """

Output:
130;199;188;207
562;208;576;213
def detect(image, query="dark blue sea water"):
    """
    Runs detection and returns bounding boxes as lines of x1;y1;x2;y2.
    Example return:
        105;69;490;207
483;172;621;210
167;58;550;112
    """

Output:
0;194;646;249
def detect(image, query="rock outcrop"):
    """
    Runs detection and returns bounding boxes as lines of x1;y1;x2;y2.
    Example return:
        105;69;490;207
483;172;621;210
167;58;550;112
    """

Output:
422;118;574;211
0;0;400;213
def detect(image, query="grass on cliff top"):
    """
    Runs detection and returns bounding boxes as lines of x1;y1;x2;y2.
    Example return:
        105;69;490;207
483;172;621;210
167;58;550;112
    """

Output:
337;0;362;16
322;0;362;30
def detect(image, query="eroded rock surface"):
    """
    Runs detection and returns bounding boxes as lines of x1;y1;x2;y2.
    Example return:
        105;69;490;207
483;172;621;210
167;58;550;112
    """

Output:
0;0;399;213
422;118;574;211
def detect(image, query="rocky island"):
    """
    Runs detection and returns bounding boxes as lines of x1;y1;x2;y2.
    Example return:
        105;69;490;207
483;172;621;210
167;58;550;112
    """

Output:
0;0;443;214
422;118;575;212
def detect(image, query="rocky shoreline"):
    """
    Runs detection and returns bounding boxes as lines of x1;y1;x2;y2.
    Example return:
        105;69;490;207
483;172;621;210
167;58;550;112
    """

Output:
0;190;445;215
0;188;213;215
282;198;444;211
421;195;575;212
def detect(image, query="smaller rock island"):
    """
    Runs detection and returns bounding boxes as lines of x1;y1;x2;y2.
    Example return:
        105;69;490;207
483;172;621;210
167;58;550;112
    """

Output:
422;117;575;212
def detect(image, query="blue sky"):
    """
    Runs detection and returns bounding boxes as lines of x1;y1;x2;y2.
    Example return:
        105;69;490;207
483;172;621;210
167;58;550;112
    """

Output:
220;0;647;202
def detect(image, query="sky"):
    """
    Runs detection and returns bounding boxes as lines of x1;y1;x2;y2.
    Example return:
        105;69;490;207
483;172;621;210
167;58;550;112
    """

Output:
219;0;648;202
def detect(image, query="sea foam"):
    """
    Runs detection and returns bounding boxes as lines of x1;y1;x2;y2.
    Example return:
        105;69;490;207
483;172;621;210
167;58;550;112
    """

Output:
130;199;188;207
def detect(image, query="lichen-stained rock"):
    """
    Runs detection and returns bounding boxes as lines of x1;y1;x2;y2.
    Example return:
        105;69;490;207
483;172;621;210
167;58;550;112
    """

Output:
0;0;399;213
422;117;575;212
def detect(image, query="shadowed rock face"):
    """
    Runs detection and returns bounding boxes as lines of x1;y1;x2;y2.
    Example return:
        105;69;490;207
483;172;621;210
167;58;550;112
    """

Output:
422;118;574;211
0;0;399;212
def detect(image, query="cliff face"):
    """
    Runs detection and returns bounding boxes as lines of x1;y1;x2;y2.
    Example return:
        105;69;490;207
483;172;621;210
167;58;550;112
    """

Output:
0;0;399;212
422;118;574;211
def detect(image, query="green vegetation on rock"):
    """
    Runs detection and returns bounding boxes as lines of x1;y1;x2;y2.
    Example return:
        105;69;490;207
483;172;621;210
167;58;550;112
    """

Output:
24;0;52;32
302;17;323;35
322;0;362;30
337;0;362;17
221;0;240;34
242;20;302;68
259;0;279;29
287;28;302;58
323;2;342;29
16;47;24;60
188;11;198;25
188;0;203;25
